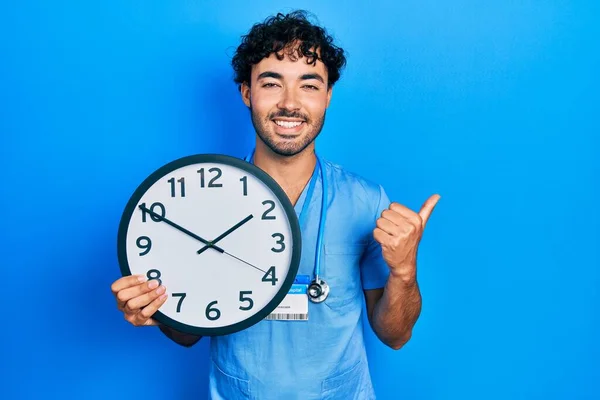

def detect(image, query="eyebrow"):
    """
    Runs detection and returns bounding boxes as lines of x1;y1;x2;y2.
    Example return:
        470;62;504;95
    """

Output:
300;73;325;84
257;71;325;84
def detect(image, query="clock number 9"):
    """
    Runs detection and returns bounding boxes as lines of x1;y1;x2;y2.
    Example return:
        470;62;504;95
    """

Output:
140;202;165;222
205;300;221;321
146;269;162;285
271;233;285;253
136;236;152;256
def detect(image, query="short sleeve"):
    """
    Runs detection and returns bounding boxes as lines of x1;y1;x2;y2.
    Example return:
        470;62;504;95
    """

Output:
360;185;391;290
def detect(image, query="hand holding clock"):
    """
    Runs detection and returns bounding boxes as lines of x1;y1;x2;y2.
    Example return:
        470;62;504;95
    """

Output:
111;274;167;326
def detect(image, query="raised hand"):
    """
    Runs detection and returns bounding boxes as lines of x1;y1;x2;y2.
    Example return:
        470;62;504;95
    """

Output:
373;194;441;284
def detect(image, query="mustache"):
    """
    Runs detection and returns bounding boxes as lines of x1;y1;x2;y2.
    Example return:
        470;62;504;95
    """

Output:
269;110;309;121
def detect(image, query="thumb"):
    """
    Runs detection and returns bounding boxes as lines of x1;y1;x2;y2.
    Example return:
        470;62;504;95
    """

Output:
418;194;441;227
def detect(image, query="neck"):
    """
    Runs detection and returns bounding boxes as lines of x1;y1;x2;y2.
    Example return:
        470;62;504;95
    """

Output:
252;140;317;206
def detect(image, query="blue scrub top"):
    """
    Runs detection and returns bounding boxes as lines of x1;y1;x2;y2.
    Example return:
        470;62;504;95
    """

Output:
209;158;392;400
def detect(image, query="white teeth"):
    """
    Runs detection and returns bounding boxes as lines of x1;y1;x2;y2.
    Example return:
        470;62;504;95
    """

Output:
274;120;302;128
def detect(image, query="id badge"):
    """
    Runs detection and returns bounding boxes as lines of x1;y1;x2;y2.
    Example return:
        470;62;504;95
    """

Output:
265;275;310;321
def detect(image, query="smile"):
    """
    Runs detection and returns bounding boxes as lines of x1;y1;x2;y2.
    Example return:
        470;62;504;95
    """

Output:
273;120;304;128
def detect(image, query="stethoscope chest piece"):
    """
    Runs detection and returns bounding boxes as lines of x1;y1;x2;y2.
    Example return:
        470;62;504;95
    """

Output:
308;278;329;303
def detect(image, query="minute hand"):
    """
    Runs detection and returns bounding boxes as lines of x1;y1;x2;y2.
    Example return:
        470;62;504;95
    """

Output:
138;205;224;253
197;214;254;255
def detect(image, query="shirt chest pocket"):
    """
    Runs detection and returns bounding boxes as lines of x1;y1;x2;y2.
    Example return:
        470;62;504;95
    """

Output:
322;243;365;311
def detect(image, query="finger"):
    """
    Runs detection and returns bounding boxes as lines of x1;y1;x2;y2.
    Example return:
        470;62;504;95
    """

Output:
111;275;146;294
376;216;401;236
124;284;167;313
137;292;169;325
373;227;393;247
389;202;418;221
418;194;441;227
116;279;160;309
380;209;407;226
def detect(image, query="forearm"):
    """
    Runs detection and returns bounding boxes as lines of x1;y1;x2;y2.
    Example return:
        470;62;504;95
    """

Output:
158;324;202;347
371;272;422;350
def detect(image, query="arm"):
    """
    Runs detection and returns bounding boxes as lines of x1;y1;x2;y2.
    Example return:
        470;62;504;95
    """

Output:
158;324;203;348
367;194;440;350
365;276;422;350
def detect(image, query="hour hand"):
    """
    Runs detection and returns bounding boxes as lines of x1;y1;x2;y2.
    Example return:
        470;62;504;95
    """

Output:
197;214;254;255
138;205;224;253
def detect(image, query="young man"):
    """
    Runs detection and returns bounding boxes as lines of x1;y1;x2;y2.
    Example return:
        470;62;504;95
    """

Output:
110;10;440;399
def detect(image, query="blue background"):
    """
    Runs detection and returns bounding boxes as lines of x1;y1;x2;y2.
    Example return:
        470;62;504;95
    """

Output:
1;1;598;399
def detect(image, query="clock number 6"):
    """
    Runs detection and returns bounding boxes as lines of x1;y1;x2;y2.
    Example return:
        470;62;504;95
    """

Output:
271;233;285;253
205;300;221;321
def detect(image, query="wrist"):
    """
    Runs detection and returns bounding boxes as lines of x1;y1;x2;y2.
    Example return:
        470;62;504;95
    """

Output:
389;267;417;287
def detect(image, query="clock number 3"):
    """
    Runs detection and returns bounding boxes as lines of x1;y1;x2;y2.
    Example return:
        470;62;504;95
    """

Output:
271;233;285;252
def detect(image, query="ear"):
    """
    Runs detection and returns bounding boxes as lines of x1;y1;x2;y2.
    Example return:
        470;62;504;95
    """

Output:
240;82;251;108
326;85;333;108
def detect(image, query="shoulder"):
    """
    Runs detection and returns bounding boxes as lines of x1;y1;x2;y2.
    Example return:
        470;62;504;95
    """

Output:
321;158;388;214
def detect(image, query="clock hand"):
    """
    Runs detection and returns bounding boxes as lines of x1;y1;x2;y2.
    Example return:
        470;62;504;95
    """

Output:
197;214;254;255
138;205;225;253
221;251;267;274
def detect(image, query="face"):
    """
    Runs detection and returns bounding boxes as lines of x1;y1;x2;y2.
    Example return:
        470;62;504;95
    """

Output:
241;48;333;157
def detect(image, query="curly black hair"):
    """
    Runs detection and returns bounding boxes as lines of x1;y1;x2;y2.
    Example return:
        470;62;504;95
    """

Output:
231;10;347;90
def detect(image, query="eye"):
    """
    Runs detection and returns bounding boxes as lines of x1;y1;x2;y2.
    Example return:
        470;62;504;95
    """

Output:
262;83;279;88
302;85;319;91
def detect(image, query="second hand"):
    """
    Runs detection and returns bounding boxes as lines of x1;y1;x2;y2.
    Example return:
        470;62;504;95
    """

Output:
222;251;267;274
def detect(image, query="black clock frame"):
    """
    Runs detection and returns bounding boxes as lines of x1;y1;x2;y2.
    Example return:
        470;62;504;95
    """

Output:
117;153;302;336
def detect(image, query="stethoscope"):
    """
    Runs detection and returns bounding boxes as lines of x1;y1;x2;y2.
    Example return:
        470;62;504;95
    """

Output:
244;149;329;303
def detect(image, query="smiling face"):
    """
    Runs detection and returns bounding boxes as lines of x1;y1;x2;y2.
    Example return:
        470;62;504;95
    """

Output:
241;47;333;157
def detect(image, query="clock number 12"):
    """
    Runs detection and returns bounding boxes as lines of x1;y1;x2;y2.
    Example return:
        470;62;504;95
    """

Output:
198;168;223;188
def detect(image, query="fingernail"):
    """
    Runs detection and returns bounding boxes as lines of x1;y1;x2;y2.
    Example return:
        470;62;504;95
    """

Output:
137;275;146;283
148;280;159;289
160;293;168;300
156;285;166;295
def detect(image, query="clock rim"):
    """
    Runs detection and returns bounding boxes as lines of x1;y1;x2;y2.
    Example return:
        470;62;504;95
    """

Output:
117;153;302;336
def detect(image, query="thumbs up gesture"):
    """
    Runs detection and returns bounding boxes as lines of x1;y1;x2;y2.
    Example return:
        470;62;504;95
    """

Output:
373;194;441;284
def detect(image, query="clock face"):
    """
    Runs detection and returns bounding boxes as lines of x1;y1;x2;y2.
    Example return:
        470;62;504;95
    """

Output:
117;154;301;336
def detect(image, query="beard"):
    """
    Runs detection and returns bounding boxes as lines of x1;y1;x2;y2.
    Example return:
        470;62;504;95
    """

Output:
249;106;326;157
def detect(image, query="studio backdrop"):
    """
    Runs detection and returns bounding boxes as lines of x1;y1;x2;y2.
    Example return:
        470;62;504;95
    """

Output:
1;1;598;399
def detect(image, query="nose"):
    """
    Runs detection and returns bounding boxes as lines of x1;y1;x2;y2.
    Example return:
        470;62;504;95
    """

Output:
277;87;300;111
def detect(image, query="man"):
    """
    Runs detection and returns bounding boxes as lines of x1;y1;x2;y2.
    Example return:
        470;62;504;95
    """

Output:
110;10;440;399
